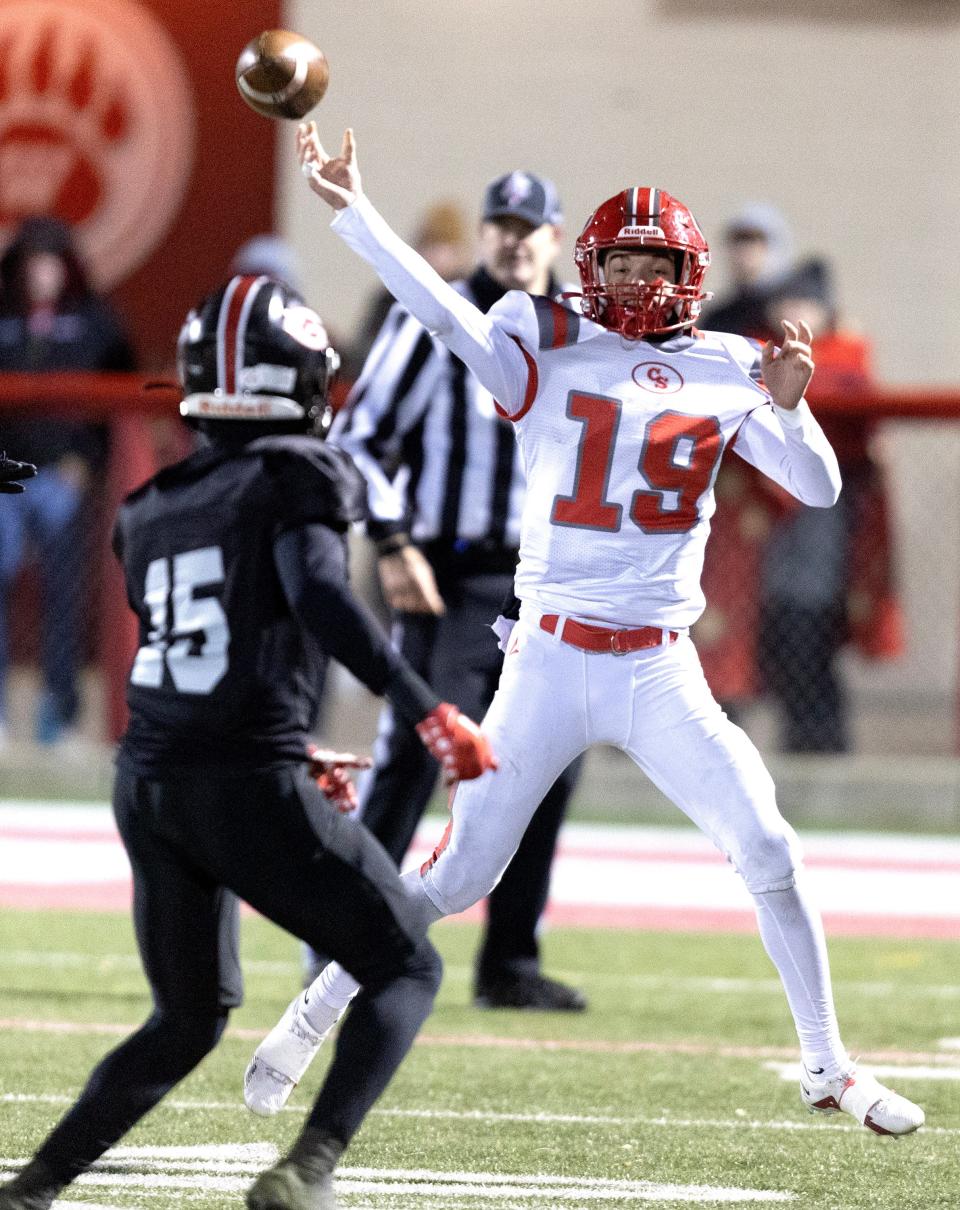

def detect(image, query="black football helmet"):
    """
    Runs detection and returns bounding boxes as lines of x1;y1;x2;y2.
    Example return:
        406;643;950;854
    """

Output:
177;275;340;435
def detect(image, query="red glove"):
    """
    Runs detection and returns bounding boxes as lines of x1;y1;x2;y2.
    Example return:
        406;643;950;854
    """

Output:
306;745;373;813
415;703;498;786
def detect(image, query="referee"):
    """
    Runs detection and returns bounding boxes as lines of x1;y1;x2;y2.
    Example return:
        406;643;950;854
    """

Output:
330;171;585;1012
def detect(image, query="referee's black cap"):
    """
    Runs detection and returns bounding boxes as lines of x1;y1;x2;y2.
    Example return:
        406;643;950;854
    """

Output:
482;171;563;228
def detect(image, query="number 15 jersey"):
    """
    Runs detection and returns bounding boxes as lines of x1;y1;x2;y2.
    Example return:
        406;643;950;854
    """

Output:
332;195;841;630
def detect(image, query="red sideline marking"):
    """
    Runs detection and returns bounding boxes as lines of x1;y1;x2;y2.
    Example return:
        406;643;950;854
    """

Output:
555;845;960;876
534;904;960;940
2;827;120;844
0;884;134;912
8;827;960;876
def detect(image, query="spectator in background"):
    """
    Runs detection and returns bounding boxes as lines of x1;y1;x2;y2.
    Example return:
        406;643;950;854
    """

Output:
695;203;797;726
0;216;135;748
756;259;903;752
702;202;794;336
697;250;903;751
230;233;305;294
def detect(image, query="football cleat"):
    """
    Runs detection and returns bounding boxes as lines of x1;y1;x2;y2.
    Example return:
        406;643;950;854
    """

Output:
244;993;334;1116
246;1127;344;1210
0;1159;63;1209
474;971;587;1013
800;1065;924;1136
0;1186;55;1210
245;1161;339;1210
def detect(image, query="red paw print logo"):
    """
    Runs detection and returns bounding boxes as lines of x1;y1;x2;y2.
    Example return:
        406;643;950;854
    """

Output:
0;0;195;288
0;23;130;227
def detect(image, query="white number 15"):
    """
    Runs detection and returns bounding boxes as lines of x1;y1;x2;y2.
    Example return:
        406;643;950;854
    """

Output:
130;546;229;695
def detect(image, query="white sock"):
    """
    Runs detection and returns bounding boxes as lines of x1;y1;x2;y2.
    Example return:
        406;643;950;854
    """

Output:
751;879;849;1078
301;962;360;1034
299;869;442;1037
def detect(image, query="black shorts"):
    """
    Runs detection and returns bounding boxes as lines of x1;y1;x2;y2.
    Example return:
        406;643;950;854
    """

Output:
113;756;423;1014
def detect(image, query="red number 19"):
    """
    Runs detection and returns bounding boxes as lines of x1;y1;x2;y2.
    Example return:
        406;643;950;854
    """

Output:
550;393;724;535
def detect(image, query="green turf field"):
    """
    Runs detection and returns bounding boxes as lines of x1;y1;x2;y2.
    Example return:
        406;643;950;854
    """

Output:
0;910;956;1208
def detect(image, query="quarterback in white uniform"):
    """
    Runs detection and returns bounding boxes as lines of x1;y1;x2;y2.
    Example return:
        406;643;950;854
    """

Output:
244;126;923;1141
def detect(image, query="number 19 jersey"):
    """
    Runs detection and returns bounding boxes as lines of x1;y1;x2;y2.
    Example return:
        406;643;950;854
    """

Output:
490;294;837;629
329;193;840;632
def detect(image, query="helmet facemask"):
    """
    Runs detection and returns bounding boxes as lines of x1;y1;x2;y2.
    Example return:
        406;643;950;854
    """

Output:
573;189;712;340
581;246;707;339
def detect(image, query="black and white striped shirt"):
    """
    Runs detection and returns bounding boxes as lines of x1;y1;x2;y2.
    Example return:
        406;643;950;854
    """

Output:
331;268;563;550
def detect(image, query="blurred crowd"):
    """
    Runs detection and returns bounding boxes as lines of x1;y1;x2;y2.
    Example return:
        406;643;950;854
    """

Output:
696;204;903;753
0;217;134;750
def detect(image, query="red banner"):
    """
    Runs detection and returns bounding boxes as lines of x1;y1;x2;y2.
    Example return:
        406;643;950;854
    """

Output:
0;0;280;368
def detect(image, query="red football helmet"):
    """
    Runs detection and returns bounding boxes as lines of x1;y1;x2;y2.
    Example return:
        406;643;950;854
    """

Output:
573;187;712;339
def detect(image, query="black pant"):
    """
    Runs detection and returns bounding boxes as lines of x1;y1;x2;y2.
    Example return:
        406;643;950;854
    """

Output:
33;758;441;1185
362;564;583;983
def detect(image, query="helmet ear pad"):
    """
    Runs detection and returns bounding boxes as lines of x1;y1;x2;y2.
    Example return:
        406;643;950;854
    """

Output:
177;275;339;433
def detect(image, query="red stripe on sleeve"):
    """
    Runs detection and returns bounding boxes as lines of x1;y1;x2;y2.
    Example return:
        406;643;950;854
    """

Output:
493;336;539;422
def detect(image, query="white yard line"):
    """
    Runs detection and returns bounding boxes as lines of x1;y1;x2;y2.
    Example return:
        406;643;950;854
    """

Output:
1;1156;796;1203
52;1204;126;1209
0;949;298;977
2;1018;958;1067
6;949;960;1004
764;1060;960;1082
3;1093;959;1137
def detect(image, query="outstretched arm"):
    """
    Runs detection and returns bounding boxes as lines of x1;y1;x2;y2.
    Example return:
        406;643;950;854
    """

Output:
274;523;496;783
297;123;532;411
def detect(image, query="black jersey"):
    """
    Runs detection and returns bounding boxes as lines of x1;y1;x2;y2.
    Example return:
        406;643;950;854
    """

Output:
113;434;366;773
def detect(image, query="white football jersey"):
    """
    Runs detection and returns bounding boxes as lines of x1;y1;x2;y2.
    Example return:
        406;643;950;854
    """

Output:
490;294;774;626
332;197;841;629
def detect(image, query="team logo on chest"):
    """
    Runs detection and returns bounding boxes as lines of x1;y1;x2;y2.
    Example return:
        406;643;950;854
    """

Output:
632;362;684;394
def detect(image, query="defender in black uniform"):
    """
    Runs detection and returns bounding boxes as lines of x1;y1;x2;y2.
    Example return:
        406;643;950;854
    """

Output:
0;276;496;1210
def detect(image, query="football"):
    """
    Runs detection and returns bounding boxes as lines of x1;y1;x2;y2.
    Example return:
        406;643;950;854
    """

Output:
235;29;329;120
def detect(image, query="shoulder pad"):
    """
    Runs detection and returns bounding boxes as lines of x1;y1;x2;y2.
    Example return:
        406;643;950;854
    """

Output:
491;290;605;353
124;443;228;504
249;435;368;530
487;290;541;356
699;328;766;382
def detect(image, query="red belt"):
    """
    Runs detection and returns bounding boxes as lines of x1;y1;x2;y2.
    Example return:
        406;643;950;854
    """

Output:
539;614;679;654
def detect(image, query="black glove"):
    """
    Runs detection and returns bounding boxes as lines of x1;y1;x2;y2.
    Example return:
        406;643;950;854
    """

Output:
0;453;37;494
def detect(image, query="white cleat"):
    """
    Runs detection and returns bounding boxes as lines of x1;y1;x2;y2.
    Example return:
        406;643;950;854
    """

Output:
800;1065;925;1136
244;993;331;1116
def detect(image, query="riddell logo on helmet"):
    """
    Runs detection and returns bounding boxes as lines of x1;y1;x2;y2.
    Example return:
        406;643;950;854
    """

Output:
198;399;274;417
616;225;666;240
0;0;195;288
